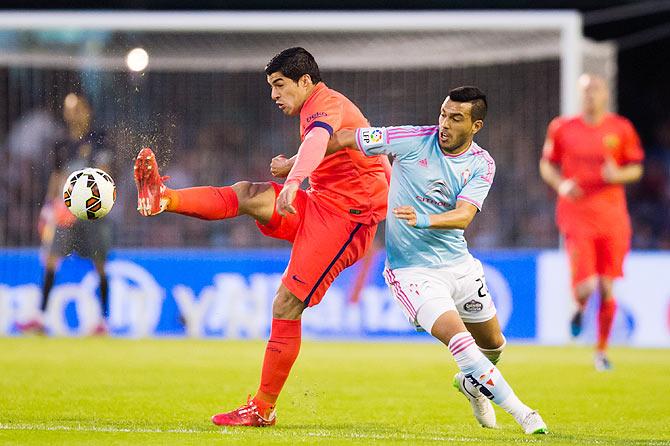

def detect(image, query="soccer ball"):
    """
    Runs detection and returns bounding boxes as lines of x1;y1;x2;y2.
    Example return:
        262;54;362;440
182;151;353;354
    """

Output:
63;168;116;220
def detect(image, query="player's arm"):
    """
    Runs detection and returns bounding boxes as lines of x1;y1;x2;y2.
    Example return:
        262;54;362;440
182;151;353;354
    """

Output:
539;119;582;199
275;126;331;215
270;129;353;178
601;158;643;184
327;129;392;182
271;128;387;178
270;154;296;178
539;159;581;198
396;152;495;229
393;200;478;230
602;119;644;184
326;129;356;155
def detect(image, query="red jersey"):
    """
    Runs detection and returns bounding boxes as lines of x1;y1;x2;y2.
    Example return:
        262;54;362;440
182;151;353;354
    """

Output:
299;82;388;224
542;113;644;235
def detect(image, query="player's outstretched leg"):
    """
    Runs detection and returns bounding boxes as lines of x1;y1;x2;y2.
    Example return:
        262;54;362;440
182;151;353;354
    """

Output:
134;147;274;222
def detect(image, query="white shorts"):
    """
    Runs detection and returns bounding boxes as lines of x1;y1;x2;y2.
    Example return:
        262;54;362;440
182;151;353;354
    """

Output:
383;255;497;333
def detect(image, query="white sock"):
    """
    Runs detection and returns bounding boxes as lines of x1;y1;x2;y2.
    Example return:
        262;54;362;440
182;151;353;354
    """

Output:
449;332;532;421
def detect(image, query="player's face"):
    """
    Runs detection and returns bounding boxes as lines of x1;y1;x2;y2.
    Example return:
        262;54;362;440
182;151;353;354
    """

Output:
579;74;609;116
267;71;309;116
438;98;482;153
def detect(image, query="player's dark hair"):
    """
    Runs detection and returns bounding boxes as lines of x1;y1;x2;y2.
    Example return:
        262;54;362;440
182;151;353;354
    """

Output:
265;47;322;84
448;86;487;122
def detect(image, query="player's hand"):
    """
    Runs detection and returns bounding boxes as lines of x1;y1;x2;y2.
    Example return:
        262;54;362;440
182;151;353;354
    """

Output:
270;155;293;178
276;181;299;216
393;206;419;226
601;156;621;184
557;178;583;200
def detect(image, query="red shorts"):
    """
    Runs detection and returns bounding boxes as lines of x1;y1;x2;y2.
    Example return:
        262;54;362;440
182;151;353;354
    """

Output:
257;182;377;307
564;230;630;287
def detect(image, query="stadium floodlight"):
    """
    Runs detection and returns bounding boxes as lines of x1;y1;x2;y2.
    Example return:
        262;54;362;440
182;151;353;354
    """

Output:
126;47;149;72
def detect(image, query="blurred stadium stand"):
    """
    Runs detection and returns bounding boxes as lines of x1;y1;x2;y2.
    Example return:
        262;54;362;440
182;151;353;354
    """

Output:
0;11;667;249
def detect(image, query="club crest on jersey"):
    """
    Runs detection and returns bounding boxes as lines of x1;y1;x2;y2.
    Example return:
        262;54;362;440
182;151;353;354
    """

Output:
461;168;471;185
603;134;621;150
418;158;428;168
306;111;328;123
464;300;483;313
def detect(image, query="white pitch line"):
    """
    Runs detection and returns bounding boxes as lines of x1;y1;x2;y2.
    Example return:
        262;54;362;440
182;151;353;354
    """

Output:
0;423;485;442
0;424;202;434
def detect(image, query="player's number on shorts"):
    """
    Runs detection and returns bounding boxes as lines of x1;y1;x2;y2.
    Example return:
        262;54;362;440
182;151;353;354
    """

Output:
475;277;489;298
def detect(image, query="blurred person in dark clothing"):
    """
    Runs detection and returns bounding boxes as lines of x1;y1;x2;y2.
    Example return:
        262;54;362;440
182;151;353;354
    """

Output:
17;93;113;336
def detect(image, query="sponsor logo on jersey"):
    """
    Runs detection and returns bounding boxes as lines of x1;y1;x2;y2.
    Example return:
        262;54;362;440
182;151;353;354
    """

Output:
361;128;383;145
464;299;483;312
428;179;448;195
306;111;328;123
369;129;383;143
291;274;307;284
415;195;448;207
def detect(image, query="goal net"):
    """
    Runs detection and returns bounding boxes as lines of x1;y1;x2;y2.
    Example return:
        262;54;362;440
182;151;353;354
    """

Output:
0;11;614;248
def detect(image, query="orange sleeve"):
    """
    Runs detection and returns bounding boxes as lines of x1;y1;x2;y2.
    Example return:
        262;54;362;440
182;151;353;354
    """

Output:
302;95;344;136
542;117;563;164
620;118;644;164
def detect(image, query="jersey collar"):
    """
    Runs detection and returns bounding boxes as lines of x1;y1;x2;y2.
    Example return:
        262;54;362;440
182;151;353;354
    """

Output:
441;141;473;158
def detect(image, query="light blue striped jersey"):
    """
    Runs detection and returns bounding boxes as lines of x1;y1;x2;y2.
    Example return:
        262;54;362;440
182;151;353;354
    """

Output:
355;125;495;269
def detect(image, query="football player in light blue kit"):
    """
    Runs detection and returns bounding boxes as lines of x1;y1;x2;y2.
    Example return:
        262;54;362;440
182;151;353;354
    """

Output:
326;86;548;435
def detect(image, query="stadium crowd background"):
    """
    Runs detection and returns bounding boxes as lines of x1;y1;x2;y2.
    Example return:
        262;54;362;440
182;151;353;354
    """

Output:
1;62;669;250
1;1;669;252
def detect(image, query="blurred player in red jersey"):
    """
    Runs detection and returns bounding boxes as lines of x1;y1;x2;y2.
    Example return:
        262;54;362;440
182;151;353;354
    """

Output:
134;47;390;426
540;74;644;371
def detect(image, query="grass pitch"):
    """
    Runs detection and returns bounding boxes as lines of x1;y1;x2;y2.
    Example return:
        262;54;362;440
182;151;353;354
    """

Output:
0;337;668;446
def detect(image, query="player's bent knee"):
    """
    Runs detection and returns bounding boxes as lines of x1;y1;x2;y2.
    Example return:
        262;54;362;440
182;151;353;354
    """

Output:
272;286;305;320
574;277;597;302
231;181;255;200
598;278;615;299
479;335;506;365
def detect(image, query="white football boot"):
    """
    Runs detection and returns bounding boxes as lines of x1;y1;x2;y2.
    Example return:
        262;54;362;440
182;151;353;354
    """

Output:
453;372;497;429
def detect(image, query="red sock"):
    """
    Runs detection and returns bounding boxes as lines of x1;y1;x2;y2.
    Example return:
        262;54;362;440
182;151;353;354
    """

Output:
597;298;617;352
253;318;302;412
167;186;238;220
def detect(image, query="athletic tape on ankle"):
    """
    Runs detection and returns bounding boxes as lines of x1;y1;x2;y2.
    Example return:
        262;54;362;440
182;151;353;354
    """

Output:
479;336;506;365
